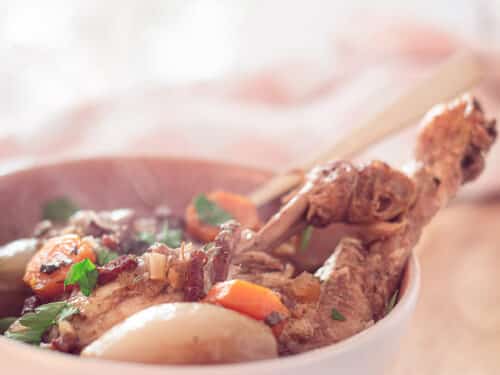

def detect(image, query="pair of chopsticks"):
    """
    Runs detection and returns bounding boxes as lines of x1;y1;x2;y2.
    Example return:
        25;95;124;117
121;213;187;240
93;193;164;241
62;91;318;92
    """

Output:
249;52;484;207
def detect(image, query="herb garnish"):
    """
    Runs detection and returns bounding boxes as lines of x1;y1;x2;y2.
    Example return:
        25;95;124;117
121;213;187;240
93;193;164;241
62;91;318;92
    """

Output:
0;317;16;334
157;224;183;248
64;258;98;296
331;308;346;321
137;231;156;245
4;302;78;344
42;197;79;222
385;289;399;315
300;226;314;251
194;194;233;226
96;247;119;266
137;224;183;248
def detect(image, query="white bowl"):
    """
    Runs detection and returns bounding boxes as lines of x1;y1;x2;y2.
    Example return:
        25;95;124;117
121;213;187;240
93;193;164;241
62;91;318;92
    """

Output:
0;158;420;374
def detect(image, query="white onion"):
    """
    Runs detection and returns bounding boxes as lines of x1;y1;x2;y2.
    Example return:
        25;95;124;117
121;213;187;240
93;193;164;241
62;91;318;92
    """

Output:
81;303;278;364
0;239;38;292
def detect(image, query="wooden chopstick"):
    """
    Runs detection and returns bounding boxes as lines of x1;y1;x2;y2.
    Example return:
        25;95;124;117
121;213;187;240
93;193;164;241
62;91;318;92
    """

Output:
248;51;484;207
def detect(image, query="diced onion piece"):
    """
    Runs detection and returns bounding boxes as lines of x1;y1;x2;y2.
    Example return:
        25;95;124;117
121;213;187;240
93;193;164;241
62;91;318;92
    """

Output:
148;253;167;280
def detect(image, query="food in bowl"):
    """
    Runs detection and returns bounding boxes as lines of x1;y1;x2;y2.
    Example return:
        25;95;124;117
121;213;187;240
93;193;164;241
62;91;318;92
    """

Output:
0;95;496;364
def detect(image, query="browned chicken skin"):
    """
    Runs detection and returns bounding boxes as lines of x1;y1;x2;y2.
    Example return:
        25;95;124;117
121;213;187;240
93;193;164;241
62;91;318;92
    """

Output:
240;159;416;255
277;95;497;353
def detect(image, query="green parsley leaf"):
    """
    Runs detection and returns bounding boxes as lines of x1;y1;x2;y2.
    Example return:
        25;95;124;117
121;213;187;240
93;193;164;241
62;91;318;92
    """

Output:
0;317;16;334
137;231;156;245
157;224;183;248
64;258;98;296
18;301;67;328
57;305;79;322
42;197;79;222
137;224;183;248
300;226;314;251
5;328;43;344
4;302;78;344
331;308;346;321
385;289;399;315
96;246;119;266
193;194;233;226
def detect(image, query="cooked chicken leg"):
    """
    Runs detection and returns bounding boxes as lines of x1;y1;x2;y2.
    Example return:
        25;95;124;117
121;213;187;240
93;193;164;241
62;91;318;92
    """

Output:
279;94;496;354
240;160;416;255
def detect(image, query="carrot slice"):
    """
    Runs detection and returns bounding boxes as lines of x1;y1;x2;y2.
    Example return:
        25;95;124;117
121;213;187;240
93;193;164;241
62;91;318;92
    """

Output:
23;234;96;299
185;190;260;243
204;279;289;335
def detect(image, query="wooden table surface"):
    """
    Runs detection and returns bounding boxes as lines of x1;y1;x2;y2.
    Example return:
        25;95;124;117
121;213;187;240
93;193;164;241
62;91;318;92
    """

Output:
389;197;500;374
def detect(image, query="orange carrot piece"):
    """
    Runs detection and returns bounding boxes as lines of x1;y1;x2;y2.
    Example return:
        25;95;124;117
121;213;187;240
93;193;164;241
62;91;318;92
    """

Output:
23;234;96;299
204;279;290;324
185;190;260;243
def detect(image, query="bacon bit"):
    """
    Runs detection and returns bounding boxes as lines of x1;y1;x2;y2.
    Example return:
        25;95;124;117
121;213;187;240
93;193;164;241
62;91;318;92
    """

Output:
51;321;79;354
51;335;78;353
101;234;119;250
184;250;207;301
264;311;286;326
40;256;73;274
86;220;113;237
97;255;138;285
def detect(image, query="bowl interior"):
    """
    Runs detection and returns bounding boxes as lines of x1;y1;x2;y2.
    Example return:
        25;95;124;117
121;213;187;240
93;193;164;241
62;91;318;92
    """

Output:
0;157;277;242
0;157;280;314
0;157;413;312
0;157;419;374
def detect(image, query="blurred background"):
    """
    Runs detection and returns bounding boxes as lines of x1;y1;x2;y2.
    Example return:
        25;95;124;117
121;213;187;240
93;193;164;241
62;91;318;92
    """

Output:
1;1;500;374
1;1;499;172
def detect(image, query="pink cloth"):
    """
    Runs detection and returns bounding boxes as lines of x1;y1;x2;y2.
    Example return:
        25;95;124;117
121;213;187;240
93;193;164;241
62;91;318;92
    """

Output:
1;21;499;197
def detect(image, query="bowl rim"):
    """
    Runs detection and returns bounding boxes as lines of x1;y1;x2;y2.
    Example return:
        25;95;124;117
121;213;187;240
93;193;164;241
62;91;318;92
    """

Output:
0;156;421;373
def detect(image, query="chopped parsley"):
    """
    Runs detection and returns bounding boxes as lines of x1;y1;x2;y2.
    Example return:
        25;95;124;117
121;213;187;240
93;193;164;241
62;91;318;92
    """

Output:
137;231;156;245
331;308;346;321
64;258;98;296
193;194;233;226
157;224;183;248
4;302;78;344
137;224;183;248
385;289;399;315
300;226;314;251
0;317;16;334
42;197;79;222
96;247;119;266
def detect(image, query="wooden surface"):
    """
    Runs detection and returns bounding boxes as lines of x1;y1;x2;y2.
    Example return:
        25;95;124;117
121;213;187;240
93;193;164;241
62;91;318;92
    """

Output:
389;198;500;374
